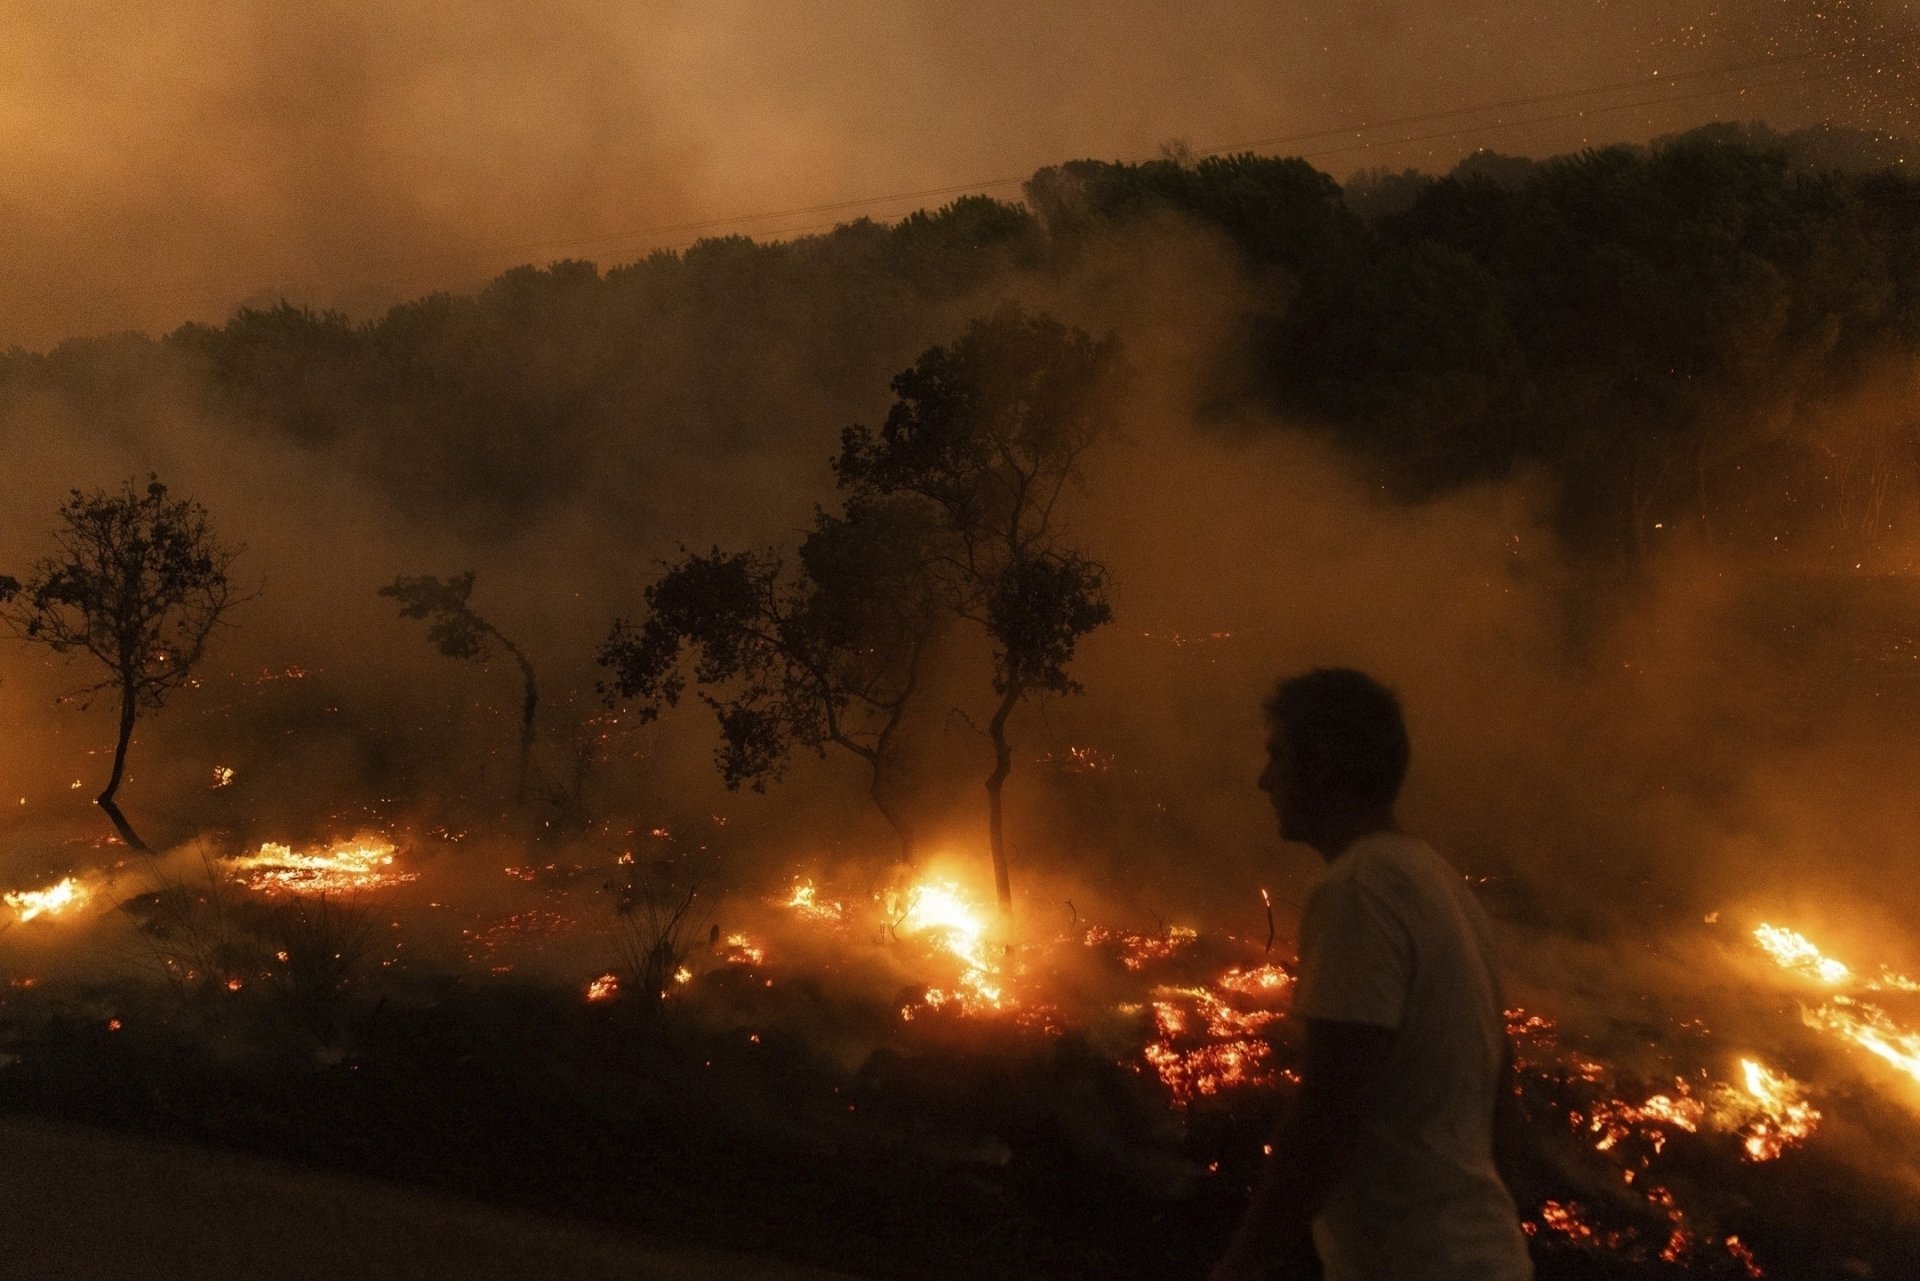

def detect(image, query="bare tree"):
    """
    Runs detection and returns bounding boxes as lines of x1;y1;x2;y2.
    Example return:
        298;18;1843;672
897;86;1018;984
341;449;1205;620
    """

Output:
3;478;245;851
380;572;539;805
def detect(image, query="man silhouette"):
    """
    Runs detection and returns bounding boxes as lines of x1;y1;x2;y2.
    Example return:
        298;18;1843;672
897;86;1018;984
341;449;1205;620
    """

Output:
1211;669;1531;1281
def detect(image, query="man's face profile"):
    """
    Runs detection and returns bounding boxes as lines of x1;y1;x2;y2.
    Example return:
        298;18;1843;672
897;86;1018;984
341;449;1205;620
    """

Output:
1258;727;1308;844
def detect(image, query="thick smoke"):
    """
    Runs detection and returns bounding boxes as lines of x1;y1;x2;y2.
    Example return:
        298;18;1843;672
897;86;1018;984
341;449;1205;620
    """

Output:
2;0;1897;348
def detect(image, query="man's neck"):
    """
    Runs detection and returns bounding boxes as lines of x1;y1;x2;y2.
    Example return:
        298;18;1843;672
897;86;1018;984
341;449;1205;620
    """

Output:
1311;810;1398;863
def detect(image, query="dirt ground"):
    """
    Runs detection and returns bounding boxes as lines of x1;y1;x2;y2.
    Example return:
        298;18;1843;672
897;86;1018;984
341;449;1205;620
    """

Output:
0;1114;862;1281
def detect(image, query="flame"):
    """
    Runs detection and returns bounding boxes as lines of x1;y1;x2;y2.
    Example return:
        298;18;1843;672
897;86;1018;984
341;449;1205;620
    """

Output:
785;879;846;923
585;972;619;1002
1807;997;1920;1085
5;877;88;922
1752;924;1852;984
892;878;1006;1013
230;837;411;894
1753;923;1920;1093
1735;1058;1819;1161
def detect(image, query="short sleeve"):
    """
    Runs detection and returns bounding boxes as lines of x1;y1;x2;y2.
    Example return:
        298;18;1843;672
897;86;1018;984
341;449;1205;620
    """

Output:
1292;874;1411;1030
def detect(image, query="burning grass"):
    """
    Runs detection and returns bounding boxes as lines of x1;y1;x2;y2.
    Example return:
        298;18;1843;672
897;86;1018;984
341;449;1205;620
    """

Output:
1;825;1917;1279
4;876;89;923
227;836;412;895
1751;921;1920;1095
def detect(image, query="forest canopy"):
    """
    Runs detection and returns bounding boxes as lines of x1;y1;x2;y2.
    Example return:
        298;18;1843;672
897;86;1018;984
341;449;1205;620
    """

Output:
3;122;1917;565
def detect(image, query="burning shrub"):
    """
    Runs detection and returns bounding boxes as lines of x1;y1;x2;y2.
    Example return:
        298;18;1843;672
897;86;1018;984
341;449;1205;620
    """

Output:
606;860;707;1016
119;850;388;1053
247;894;384;1049
122;853;268;1003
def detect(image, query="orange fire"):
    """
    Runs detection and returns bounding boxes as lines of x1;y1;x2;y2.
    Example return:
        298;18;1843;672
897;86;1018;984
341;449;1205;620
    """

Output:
586;972;619;1002
1215;963;1292;996
1752;922;1920;1094
4;877;88;923
1752;923;1852;985
1735;1058;1819;1162
1806;998;1920;1085
1081;924;1201;972
891;878;1006;1012
785;879;846;923
230;837;412;895
1579;1058;1818;1165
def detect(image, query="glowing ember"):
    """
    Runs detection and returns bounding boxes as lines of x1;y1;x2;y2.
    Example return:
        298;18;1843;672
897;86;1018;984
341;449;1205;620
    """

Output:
1137;981;1281;1106
1585;1085;1705;1156
1142;1038;1273;1106
1735;1058;1819;1161
211;765;234;788
4;877;88;922
1082;924;1199;971
586;972;619;1002
723;933;765;965
1215;963;1293;996
1725;1235;1764;1278
229;837;412;894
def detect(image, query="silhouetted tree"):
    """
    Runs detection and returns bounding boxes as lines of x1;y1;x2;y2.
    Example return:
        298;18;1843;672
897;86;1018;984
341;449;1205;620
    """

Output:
380;572;539;805
3;478;244;850
837;305;1126;915
598;500;941;861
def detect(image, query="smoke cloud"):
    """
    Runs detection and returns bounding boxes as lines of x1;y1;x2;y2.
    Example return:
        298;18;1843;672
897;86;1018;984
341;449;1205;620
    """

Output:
3;1;1905;347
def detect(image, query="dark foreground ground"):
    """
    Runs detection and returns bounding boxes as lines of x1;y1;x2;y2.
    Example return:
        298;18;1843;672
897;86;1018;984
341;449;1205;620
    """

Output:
0;1113;857;1281
0;964;1915;1281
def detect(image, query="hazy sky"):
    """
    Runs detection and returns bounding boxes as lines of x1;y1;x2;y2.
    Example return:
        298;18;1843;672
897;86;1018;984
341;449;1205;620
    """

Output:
2;0;1914;348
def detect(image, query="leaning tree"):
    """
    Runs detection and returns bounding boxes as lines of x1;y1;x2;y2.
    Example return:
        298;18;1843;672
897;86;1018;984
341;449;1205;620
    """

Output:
598;497;942;862
836;304;1127;916
2;477;246;851
379;571;540;805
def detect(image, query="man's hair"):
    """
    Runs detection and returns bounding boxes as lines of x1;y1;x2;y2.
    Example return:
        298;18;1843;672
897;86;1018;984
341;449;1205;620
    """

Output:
1264;668;1410;809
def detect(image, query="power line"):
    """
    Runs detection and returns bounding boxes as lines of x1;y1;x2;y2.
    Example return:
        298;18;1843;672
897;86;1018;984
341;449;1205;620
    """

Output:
57;37;1912;314
1298;64;1866;164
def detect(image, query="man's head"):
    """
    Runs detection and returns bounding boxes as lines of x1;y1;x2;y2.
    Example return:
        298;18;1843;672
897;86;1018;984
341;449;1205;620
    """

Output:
1259;668;1410;856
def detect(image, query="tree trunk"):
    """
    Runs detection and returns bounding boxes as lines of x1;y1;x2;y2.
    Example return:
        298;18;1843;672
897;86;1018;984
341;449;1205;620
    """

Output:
98;683;148;852
984;685;1020;918
870;766;916;867
505;642;538;807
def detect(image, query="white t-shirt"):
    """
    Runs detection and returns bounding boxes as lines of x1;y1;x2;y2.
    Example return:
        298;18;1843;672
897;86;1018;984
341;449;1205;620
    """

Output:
1292;831;1532;1281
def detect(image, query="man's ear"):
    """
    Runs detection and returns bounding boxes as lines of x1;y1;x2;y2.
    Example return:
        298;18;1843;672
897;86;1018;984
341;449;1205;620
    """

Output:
1301;741;1340;787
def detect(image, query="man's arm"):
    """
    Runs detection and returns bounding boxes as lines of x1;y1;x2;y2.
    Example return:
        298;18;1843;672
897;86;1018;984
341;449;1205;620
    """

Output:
1491;1031;1529;1194
1210;1017;1397;1281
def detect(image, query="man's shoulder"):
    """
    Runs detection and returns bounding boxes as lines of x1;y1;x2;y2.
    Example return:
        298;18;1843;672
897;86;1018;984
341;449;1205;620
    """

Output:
1329;831;1440;882
1324;832;1470;920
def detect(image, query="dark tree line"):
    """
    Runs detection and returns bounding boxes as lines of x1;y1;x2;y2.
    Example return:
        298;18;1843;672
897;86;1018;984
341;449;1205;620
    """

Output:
4;125;1918;562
